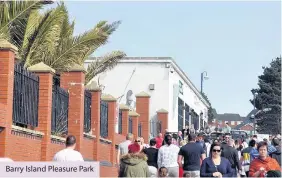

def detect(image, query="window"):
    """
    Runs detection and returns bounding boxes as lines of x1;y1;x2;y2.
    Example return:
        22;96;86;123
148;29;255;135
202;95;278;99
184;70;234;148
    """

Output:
218;120;222;125
237;121;241;125
179;81;183;94
184;104;189;126
231;121;235;125
178;98;184;131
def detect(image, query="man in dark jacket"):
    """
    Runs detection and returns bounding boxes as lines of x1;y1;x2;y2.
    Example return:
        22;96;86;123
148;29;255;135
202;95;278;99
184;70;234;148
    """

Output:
221;134;231;151
270;138;281;166
221;139;241;177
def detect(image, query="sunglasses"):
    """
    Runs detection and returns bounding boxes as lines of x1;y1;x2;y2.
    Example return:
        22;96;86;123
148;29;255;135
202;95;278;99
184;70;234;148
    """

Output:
212;149;221;153
135;140;141;142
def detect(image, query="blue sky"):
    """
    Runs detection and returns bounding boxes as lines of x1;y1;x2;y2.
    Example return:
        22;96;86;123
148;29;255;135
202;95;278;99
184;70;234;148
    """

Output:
51;1;281;116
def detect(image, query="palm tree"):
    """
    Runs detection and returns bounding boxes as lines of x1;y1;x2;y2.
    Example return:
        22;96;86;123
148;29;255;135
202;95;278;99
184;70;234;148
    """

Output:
0;1;126;84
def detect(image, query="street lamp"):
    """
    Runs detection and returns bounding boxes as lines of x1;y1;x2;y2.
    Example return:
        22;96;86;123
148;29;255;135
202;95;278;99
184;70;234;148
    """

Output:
252;92;258;134
201;71;209;93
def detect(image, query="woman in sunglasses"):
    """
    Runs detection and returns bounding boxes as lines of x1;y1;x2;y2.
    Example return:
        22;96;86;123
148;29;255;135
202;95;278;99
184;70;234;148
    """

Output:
200;142;233;177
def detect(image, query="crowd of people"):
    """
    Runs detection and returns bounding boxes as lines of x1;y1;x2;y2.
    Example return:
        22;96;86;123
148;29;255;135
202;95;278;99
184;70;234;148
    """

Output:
117;130;282;178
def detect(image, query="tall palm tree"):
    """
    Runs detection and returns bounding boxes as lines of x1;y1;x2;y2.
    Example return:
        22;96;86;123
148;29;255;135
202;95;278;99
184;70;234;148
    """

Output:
0;1;126;84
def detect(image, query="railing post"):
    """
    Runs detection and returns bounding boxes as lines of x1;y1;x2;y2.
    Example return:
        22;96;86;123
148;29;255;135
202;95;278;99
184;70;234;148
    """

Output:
60;64;85;152
0;40;17;157
129;111;140;140
101;94;117;164
136;91;150;143
28;62;55;161
119;104;130;136
86;81;101;161
157;109;168;136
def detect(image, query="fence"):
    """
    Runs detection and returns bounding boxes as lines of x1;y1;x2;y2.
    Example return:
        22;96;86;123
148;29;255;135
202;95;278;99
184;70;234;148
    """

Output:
118;109;122;134
138;123;142;137
150;120;162;137
51;76;69;136
84;90;92;133
100;100;108;138
128;117;132;134
12;63;39;128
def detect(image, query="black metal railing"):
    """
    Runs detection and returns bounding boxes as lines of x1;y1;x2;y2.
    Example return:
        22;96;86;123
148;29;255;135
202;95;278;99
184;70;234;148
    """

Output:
138;123;142;137
84;90;92;133
100;100;108;138
13;63;39;127
118;109;122;134
51;76;69;136
150;120;162;137
128;117;133;134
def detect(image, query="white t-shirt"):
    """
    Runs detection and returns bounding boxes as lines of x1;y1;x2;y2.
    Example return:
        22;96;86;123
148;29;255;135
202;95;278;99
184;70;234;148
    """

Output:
53;148;84;162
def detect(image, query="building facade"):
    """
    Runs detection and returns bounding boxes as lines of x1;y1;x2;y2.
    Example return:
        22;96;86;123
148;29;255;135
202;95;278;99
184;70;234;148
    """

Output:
84;57;210;134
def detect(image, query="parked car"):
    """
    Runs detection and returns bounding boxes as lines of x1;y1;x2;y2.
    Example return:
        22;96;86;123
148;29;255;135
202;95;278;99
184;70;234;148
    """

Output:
230;130;248;140
210;132;224;141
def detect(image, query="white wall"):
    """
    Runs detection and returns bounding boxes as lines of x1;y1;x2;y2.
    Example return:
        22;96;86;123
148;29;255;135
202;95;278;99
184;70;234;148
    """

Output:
168;66;209;132
84;60;209;133
84;61;170;122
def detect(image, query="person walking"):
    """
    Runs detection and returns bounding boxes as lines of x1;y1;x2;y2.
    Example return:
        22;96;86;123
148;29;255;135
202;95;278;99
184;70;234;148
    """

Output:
143;138;159;177
182;125;190;139
200;142;233;177
118;141;150;177
221;139;241;177
204;138;211;157
249;141;281;177
117;133;134;165
158;135;180;177
269;138;281;166
155;133;163;149
240;139;258;177
53;135;84;161
178;133;206;177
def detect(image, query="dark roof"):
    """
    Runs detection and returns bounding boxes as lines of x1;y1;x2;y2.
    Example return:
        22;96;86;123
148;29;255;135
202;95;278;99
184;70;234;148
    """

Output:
234;109;257;129
216;113;244;122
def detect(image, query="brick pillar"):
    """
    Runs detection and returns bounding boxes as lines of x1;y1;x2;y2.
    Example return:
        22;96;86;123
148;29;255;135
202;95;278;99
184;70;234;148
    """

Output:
157;109;168;135
0;40;17;157
129;111;140;139
119;104;129;136
136;91;150;143
86;81;101;161
28;62;55;161
60;64;85;152
101;94;117;164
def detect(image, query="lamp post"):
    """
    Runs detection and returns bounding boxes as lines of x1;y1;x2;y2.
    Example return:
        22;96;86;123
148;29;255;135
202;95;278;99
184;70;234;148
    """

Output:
201;71;209;93
251;92;258;134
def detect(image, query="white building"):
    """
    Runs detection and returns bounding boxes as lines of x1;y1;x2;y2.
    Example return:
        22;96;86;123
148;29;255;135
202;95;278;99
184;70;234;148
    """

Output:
84;57;210;134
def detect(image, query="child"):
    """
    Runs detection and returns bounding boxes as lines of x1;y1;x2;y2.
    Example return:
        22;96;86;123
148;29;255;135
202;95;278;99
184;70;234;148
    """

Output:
159;167;168;177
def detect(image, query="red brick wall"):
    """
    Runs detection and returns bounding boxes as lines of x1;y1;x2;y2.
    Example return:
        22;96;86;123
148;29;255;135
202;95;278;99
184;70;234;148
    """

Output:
99;141;111;161
81;137;94;160
0;103;6;127
7;131;42;161
136;97;150;143
49;142;65;160
101;166;118;177
115;133;126;145
0;45;156;177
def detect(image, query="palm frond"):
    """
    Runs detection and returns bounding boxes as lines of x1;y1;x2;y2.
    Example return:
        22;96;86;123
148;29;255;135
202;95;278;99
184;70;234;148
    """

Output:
24;3;68;67
49;27;110;71
21;10;51;65
0;1;51;47
85;50;126;84
21;9;42;54
79;20;122;63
